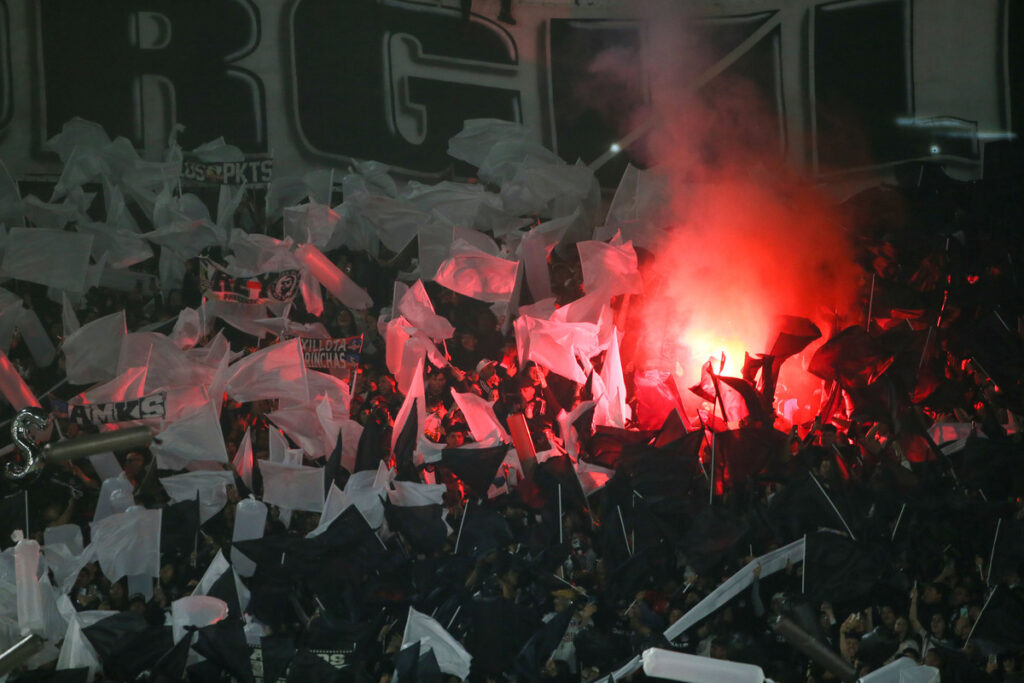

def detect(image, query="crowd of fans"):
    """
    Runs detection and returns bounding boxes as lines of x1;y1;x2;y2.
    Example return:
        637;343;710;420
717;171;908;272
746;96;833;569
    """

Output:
0;150;1023;683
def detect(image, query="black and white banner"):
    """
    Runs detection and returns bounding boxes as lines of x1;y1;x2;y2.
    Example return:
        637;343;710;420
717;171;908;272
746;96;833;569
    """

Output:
201;259;301;304
54;392;167;426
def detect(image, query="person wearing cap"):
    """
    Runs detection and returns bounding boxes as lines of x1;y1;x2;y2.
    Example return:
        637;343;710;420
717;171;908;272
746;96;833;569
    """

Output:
475;358;502;401
893;638;921;663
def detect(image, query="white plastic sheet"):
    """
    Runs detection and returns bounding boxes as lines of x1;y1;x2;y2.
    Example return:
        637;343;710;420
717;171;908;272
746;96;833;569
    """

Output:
192;137;244;163
500;158;598;220
447;118;532;170
391;356;426;453
56;610;112;678
77;220;153;269
171;595;228;644
294;243;373;310
151;401;229;470
283;203;340;248
593;329;631;429
1;228;93;292
232;427;254;490
858;658;940;683
170;307;203;350
0;349;40;409
575;459;614;497
44;117;111;163
642;648;765;683
300;267;325;317
226;230;301;274
15;307;56;367
433;242;519;304
61;292;80;337
22;195;81;229
62;310;126;384
267;400;337;459
259;461;325;513
43;525;84;557
312;463;390;533
0;293;23;353
14;533;45;636
450;390;510;444
664;538;806;640
388;480;447;507
0;160;23;228
42;544;97;597
159;470;233;523
346;192;426;255
513;315;595;384
231;497;267;578
596;164;672;246
395;280;455;341
90;506;162;582
192;550;249;612
577;237;641;298
93;476;135;523
401;180;505;231
224;337;309;404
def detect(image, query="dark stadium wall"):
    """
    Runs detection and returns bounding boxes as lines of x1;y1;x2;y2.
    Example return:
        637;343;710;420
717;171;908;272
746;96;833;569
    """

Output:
0;0;1018;188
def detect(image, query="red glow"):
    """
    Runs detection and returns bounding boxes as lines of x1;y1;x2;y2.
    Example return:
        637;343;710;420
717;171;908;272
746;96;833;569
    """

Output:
626;176;860;424
593;5;864;428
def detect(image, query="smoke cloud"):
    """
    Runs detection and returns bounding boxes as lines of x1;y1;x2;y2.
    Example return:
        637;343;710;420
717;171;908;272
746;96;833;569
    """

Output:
597;2;866;419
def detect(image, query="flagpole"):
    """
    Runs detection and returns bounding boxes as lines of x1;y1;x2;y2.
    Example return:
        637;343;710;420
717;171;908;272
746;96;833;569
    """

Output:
557;484;563;545
801;534;807;594
918;327;933;370
866;274;876;331
553;572;588;596
192;492;200;567
454;502;468;554
986;518;1001;586
964;587;996;647
693;412;711;481
708;431;716;505
24;490;28;539
617;506;631;556
891;503;906;542
447;605;461;630
808;473;856;541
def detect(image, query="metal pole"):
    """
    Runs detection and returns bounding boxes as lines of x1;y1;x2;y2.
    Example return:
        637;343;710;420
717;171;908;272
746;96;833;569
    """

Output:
0;634;44;677
772;616;857;682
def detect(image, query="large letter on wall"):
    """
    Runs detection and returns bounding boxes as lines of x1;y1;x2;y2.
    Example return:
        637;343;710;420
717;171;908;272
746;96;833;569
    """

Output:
39;0;265;152
291;0;521;176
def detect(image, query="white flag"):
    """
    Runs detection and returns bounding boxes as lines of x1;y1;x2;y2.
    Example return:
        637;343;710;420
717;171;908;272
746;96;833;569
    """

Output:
151;401;228;470
61;310;126;385
90;506;161;582
159;470;233;523
224;338;309;404
295;243;373;310
401;607;472;680
14;534;45;636
259;461;325;513
641;648;764;683
1;229;92;292
388;480;446;507
232;427;254;489
171;595;228;644
577;237;641;298
451;390;509;444
433;242;519;304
